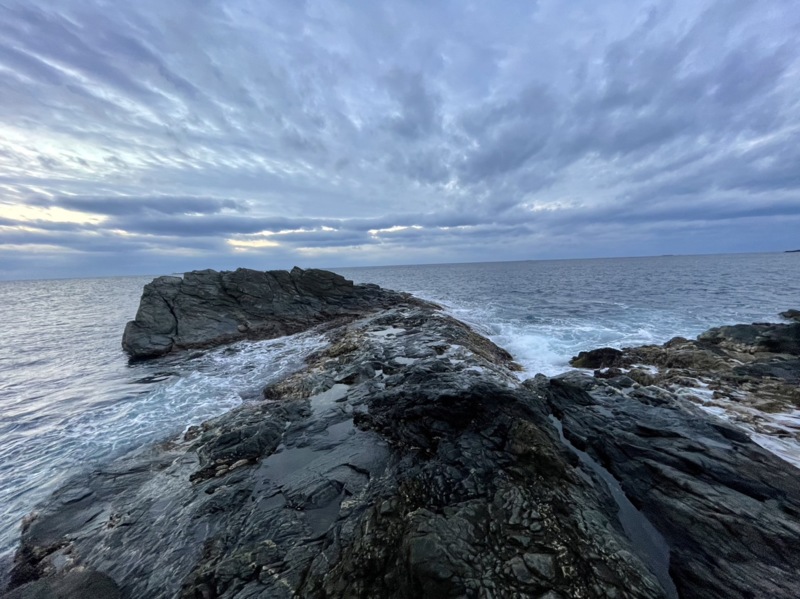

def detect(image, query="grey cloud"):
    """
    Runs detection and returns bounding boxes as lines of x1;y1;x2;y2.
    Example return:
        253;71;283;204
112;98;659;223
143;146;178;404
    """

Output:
31;195;245;217
0;222;229;254
0;44;68;88
105;215;312;237
384;69;442;140
1;0;799;278
256;230;372;248
101;210;487;238
0;216;93;233
3;7;165;106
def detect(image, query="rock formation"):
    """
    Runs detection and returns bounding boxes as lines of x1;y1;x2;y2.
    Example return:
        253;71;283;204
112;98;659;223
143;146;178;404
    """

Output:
780;308;800;322
571;319;800;436
122;267;410;360
5;269;800;598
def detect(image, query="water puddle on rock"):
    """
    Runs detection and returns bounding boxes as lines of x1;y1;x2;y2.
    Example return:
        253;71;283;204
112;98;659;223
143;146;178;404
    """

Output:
252;417;359;538
549;415;678;599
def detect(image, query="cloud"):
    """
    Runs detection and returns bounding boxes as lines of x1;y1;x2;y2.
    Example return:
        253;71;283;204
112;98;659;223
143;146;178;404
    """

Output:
26;195;243;217
1;0;799;278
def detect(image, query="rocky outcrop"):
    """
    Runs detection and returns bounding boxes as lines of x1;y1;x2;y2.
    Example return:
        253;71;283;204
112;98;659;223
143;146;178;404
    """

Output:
7;272;800;599
558;313;800;597
698;321;800;356
570;347;623;369
535;372;800;599
8;300;670;599
570;316;800;421
121;267;414;360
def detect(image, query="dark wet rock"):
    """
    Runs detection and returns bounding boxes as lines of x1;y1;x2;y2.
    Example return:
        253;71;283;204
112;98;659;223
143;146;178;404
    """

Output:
5;569;121;599
780;309;800;322
534;311;800;598
10;299;667;598
122;267;422;360
540;374;800;599
698;320;800;355
581;313;800;416
9;285;800;599
570;347;623;369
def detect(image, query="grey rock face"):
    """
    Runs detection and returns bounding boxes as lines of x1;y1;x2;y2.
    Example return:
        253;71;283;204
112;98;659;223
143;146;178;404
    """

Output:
571;314;800;420
122;267;411;360
698;320;800;355
4;569;121;599
555;312;800;598
540;374;800;599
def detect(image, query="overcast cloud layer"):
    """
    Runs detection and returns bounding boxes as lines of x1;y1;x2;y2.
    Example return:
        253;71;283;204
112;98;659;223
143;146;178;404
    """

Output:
1;0;799;279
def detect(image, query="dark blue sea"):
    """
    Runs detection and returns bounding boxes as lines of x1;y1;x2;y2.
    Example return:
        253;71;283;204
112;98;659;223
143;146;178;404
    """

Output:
1;253;799;559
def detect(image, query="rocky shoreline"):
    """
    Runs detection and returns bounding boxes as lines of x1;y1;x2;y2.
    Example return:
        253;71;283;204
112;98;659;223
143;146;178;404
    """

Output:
4;269;800;598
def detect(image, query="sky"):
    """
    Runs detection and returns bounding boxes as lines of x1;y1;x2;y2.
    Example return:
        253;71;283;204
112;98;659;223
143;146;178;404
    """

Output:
1;0;799;279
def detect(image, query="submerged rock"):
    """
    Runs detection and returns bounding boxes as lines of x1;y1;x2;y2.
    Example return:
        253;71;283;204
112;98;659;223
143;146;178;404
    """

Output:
7;274;800;598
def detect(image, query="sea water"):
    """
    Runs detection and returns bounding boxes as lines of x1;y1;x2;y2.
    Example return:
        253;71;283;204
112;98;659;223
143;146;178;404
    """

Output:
0;252;798;559
337;253;800;375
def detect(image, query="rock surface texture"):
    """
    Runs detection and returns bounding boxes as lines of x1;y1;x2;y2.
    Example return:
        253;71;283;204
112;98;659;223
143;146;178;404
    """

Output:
572;316;800;460
5;270;800;599
121;267;406;360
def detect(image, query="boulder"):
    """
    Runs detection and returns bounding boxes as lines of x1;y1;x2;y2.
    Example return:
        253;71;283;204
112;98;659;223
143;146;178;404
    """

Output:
570;347;623;368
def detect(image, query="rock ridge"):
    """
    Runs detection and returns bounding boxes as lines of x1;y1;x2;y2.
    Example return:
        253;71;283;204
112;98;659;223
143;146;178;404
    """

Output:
6;272;800;598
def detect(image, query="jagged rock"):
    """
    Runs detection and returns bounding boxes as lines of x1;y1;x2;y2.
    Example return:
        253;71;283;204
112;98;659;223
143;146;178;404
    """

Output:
9;291;668;598
535;312;800;597
570;347;623;368
570;314;800;416
540;374;800;599
7;278;800;599
121;267;417;360
698;321;800;355
5;569;121;599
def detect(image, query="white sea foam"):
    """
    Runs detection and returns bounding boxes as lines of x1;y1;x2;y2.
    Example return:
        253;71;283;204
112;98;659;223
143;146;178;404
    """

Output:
694;401;800;471
122;332;328;443
0;330;327;558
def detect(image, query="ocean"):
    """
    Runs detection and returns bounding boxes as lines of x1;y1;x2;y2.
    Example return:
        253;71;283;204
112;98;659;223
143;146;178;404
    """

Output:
1;253;798;561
